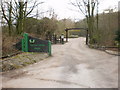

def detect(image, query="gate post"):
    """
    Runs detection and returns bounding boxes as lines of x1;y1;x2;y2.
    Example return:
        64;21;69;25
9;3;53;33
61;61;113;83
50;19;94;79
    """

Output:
48;41;51;56
86;29;88;45
22;33;28;52
66;30;68;42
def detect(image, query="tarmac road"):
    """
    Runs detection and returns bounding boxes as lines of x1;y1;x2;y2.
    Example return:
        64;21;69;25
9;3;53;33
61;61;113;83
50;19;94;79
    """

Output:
1;37;118;88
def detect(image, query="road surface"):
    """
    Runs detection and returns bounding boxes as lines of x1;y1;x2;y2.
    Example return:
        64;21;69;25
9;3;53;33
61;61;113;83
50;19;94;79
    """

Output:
1;37;118;88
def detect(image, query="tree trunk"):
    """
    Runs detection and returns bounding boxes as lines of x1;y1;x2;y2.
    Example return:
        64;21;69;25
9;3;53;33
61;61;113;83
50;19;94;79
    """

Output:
16;2;24;35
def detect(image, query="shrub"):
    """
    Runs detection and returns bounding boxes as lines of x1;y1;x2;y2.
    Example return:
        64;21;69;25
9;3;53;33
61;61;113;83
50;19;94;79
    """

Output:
115;30;120;46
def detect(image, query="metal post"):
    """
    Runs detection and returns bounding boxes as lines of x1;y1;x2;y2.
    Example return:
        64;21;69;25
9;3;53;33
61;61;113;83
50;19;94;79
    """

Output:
22;33;28;52
86;29;88;45
48;41;51;56
25;33;28;52
66;30;68;42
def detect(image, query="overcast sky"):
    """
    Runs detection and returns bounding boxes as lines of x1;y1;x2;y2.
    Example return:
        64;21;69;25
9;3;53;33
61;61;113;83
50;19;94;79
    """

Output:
36;0;119;21
3;0;120;21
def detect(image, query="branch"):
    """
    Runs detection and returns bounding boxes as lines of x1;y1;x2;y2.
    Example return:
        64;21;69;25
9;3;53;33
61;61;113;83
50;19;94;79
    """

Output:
25;1;44;17
76;0;86;16
28;10;49;18
82;0;88;15
24;1;27;17
91;1;96;17
1;2;9;23
14;0;19;18
87;0;91;17
70;0;86;16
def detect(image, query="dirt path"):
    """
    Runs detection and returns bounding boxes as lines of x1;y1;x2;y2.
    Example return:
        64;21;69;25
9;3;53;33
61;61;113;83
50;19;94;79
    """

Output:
1;37;118;88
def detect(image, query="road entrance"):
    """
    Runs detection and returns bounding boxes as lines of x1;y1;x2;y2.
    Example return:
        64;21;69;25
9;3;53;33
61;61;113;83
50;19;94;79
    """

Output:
65;28;88;45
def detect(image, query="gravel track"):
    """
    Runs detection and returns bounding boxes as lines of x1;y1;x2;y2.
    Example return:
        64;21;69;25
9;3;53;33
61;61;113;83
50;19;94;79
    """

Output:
1;37;118;88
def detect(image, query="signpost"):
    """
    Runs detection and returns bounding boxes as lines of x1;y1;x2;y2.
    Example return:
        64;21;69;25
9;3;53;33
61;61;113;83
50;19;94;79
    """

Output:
21;33;51;56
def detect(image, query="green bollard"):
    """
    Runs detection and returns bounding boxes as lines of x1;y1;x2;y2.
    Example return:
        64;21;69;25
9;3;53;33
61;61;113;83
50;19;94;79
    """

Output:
48;41;51;56
22;33;28;52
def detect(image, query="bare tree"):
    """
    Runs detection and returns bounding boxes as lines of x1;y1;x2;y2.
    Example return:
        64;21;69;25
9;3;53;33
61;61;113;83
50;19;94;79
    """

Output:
1;0;13;36
14;0;43;35
70;0;99;43
1;0;44;35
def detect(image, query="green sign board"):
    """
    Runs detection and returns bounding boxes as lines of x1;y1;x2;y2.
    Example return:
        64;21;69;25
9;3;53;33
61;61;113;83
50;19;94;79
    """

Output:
16;33;51;56
28;36;50;53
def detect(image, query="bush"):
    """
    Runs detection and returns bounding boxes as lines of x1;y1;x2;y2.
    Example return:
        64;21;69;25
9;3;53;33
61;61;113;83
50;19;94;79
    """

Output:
2;34;22;57
115;30;120;46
